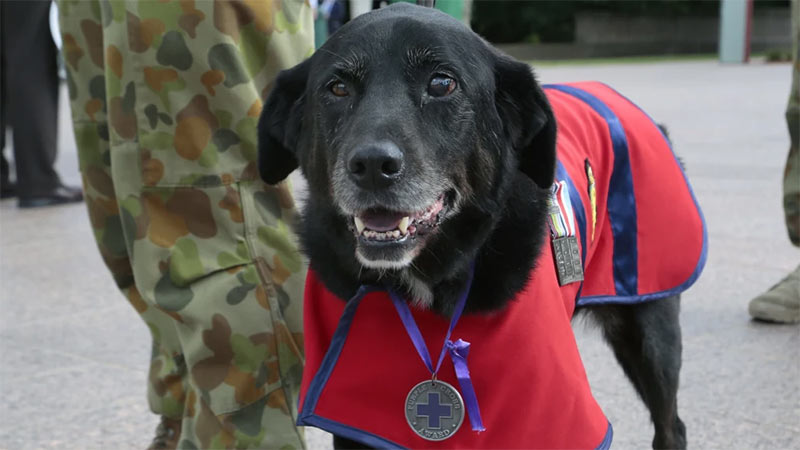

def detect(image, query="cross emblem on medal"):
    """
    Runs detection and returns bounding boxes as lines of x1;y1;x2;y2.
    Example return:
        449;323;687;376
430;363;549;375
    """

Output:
405;380;465;441
416;392;452;429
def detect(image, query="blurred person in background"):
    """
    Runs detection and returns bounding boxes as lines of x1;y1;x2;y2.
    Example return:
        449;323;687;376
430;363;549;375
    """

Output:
327;0;347;36
311;0;345;48
0;0;82;207
748;0;800;324
311;0;328;48
58;1;312;448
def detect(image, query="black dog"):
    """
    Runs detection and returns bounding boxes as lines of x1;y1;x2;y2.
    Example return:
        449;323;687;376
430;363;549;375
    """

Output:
259;4;704;449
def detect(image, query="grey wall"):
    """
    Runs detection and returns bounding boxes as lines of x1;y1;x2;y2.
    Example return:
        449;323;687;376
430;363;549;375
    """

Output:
575;8;791;54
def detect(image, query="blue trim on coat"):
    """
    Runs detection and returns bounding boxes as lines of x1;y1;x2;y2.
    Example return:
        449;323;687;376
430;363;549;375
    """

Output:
595;422;614;450
579;289;689;305
301;414;405;449
297;284;407;448
594;82;709;302
544;84;639;297
543;83;707;306
297;286;382;427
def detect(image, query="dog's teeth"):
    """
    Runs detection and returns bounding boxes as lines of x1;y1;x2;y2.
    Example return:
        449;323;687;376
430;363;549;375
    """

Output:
392;230;400;238
398;216;410;234
354;217;366;233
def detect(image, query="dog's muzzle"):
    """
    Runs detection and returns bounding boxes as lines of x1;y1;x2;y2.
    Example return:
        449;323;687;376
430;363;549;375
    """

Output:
347;191;454;269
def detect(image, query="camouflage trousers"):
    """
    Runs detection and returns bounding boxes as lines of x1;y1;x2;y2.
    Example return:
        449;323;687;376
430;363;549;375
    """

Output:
58;1;313;448
785;0;800;247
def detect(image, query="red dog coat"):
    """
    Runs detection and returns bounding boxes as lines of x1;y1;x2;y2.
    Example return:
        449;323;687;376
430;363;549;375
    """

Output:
296;82;707;448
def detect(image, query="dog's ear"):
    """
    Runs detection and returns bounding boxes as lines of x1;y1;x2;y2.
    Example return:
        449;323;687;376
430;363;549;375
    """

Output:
493;55;556;189
258;58;311;184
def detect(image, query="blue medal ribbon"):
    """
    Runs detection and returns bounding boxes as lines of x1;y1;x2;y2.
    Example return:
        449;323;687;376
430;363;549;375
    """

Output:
388;266;486;433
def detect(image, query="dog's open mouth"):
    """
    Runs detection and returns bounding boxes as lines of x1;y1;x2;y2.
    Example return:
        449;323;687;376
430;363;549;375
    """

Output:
350;194;448;243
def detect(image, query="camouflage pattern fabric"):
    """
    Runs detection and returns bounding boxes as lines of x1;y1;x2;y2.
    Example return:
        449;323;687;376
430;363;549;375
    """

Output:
785;0;800;246
58;1;313;448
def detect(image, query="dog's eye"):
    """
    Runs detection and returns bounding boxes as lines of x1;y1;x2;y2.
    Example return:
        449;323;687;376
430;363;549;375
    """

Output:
428;75;456;97
330;81;349;97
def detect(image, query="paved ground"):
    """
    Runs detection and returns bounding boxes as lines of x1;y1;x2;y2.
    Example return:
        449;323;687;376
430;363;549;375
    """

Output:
1;59;798;449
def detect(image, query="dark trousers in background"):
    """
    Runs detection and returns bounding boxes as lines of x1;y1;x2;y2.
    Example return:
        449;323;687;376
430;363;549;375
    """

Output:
0;0;62;198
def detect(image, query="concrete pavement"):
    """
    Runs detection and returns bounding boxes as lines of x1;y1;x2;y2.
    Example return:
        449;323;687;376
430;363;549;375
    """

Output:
1;58;798;449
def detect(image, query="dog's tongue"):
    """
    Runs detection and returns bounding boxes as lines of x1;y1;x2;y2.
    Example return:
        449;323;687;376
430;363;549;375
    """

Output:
359;209;406;231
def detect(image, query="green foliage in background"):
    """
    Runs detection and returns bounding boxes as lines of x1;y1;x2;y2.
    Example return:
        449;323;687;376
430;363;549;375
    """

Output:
470;0;789;44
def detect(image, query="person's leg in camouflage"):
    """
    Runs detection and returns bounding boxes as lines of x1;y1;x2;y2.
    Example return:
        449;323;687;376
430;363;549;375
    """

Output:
59;0;313;447
58;1;189;442
783;0;800;249
749;0;800;324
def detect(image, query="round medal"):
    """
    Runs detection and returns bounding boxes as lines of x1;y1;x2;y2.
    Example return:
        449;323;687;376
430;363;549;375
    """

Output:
405;380;465;441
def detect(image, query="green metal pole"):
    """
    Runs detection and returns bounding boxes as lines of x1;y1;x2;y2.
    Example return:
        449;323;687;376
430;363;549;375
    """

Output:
719;0;754;63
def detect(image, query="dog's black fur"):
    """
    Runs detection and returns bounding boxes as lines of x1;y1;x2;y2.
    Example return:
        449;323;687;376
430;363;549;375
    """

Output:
258;4;686;448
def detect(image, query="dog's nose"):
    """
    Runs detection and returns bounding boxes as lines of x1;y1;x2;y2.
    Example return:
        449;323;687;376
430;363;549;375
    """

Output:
347;142;404;189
